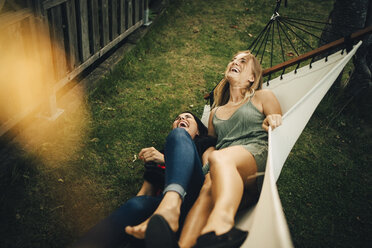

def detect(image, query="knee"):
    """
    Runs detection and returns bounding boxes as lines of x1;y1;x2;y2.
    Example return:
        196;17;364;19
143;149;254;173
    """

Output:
124;196;155;213
167;128;191;143
208;150;225;166
208;150;235;171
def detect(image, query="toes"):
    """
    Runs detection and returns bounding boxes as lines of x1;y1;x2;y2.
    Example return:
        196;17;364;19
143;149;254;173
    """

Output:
125;226;133;235
126;225;146;239
133;226;146;239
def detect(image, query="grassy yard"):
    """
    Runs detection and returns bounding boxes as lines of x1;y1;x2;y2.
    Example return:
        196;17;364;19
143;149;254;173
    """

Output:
0;0;371;247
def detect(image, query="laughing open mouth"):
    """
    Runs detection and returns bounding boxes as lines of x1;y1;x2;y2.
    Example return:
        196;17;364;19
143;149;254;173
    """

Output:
178;121;189;128
231;67;240;73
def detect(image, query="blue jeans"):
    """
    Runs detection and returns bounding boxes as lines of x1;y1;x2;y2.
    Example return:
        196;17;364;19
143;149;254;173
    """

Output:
72;128;205;248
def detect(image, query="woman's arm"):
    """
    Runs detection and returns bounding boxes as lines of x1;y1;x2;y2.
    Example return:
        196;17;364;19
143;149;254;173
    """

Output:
139;147;165;164
207;108;217;137
137;148;165;196
259;89;283;131
136;180;157;196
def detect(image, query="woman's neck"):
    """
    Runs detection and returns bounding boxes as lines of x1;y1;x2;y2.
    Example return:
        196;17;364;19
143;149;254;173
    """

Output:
229;85;247;104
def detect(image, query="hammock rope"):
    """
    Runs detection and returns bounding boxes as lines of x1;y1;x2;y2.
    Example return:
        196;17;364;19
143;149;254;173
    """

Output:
246;0;368;85
259;21;273;63
277;21;285;62
284;16;362;32
280;17;333;42
276;19;299;56
270;20;275;68
279;19;314;51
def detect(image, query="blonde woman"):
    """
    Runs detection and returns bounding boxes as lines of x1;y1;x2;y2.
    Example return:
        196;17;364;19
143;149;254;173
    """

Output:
178;51;282;248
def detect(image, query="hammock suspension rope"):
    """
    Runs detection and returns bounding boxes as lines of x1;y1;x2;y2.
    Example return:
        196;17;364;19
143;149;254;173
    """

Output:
247;0;367;85
204;0;372;104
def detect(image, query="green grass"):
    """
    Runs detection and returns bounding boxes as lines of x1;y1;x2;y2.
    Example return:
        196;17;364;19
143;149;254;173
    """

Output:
1;0;371;247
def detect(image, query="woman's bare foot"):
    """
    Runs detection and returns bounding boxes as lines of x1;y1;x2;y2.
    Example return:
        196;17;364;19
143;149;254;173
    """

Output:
125;191;182;239
125;218;150;239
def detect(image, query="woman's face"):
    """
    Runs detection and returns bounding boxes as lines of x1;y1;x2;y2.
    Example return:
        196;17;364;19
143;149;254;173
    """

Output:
226;52;255;86
172;113;199;139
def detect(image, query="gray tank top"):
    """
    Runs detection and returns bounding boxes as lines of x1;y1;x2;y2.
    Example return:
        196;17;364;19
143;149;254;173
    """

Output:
212;99;268;191
212;100;268;155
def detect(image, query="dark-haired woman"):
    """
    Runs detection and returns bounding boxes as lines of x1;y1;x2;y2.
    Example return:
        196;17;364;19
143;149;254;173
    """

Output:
72;112;216;248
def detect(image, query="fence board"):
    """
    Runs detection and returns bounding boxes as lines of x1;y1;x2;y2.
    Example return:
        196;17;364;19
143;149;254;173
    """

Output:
54;20;143;92
23;16;39;64
37;5;57;85
0;0;5;12
119;0;125;33
49;5;68;80
134;0;139;23
101;19;142;55
111;0;118;40
101;0;109;46
31;11;57;118
66;0;79;69
141;0;145;20
127;0;133;28
43;0;67;10
3;19;25;57
0;22;27;119
78;0;90;61
91;0;100;53
0;9;32;29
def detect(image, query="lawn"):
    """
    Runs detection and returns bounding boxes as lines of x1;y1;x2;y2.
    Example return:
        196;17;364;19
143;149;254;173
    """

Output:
0;0;370;247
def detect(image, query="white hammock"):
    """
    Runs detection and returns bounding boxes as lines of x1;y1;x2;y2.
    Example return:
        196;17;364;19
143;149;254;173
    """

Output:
201;41;362;247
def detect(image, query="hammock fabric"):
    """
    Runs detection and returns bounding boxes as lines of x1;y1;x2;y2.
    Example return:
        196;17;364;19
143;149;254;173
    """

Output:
200;41;362;247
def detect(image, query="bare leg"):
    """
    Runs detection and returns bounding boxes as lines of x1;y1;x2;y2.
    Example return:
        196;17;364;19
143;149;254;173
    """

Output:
201;146;257;235
136;180;156;196
178;174;213;248
125;191;181;239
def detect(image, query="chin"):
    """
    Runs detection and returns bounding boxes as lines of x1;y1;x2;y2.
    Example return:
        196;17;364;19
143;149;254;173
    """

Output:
227;73;238;81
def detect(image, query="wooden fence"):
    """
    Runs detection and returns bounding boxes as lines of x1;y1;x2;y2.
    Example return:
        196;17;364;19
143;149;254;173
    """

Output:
0;0;148;136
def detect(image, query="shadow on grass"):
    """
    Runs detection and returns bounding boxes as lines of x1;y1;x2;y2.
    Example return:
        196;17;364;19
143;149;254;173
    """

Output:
0;141;72;247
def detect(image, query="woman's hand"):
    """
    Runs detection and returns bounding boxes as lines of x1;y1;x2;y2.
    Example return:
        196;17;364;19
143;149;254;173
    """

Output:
262;114;282;132
139;147;165;164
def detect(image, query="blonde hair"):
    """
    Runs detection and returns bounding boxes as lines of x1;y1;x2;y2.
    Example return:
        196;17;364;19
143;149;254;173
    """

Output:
212;51;263;108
